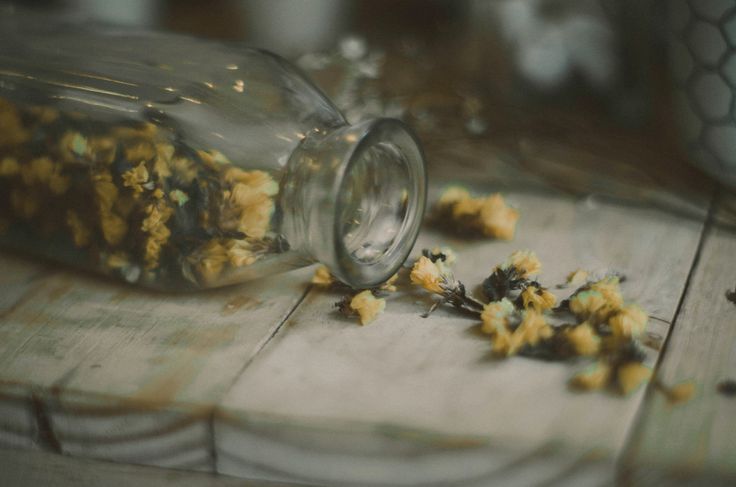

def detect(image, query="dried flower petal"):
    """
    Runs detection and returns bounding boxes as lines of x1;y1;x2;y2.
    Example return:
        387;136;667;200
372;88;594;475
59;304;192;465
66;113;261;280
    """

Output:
410;256;445;294
571;362;611;391
504;250;541;279
478;194;519;240
480;298;515;335
350;290;386;325
564;322;601;356
566;269;589;286
609;305;648;339
617;362;652;395
521;285;557;312
311;265;334;286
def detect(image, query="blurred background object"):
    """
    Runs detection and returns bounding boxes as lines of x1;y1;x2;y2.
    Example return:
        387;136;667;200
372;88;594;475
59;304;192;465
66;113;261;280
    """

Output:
1;0;728;221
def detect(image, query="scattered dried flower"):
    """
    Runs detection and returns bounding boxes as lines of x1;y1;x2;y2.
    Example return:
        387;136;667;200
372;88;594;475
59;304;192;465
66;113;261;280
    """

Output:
570;362;611;391
480;298;515;335
311;265;334;286
609;305;648;340
349;290;386;325
655;380;696;405
520;285;557;312
617;362;652;395
410;256;445;294
566;269;589;287
434;186;518;240
564;322;601;356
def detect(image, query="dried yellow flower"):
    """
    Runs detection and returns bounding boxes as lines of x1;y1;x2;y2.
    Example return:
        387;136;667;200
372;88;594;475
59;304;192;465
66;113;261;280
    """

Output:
0;98;30;147
380;273;400;292
349;290;386;325
66;210;91;248
496;310;552;357
480;298;515;335
141;202;173;269
437;186;471;208
99;210;127;246
609;305;648;339
589;277;623;310
564;322;601;356
505;250;541;279
617;362;652;395
659;380;696;405
311;265;334;286
170;156;198;184
0;157;19;176
92;172;119;212
190;240;229;284
122;162;149;194
570;362;611;391
21;157;54;186
410;256;445;294
478;194;519;240
225;239;258;267
566;269;589;286
521;285;557;312
106;252;130;269
435;187;518;240
125;142;155;163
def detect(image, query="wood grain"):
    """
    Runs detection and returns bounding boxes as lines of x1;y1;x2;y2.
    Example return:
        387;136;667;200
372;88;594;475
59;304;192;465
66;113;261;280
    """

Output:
620;194;736;486
215;188;707;486
0;263;310;470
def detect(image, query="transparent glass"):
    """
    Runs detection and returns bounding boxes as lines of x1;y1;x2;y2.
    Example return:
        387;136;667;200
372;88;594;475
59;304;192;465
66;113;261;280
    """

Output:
0;15;426;290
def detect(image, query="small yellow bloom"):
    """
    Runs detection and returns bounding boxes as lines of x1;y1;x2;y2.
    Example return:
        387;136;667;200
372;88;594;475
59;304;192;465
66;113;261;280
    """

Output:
225;239;258;267
609;305;648;339
520;285;557;312
122;161;150;194
66;210;91;248
190;239;230;284
660;380;696;405
350;290;386;325
617;362;652;395
495;310;552;357
410;256;445;294
569;286;619;323
0;157;19;176
565;322;601;356
570;362;611;391
566;269;589;286
436;186;471;209
99;210;127;246
480;298;515;335
125;141;155;163
380;272;400;292
311;265;334;286
505;250;541;278
589;277;623;310
478;194;519;240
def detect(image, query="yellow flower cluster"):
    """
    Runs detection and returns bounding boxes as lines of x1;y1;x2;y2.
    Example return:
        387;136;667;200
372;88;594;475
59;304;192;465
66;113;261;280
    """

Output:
480;298;515;335
503;250;541;278
435;186;519;240
410;256;446;294
520;285;556;312
122;161;150;195
141;202;174;270
569;276;624;323
491;310;553;357
311;265;334;286
224;168;279;239
349;290;386;325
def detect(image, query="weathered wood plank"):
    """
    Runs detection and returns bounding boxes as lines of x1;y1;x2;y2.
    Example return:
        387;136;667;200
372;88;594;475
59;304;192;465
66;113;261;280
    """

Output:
0;447;300;487
620;194;736;486
0;263;310;469
215;187;707;486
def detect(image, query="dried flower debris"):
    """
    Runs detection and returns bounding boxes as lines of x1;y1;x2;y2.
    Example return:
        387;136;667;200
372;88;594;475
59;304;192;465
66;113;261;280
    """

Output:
405;248;662;396
654;379;696;405
0;97;285;289
717;379;736;397
432;186;519;240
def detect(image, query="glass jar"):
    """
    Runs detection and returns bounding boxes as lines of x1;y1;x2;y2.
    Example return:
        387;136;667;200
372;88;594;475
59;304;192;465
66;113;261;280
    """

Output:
0;15;426;290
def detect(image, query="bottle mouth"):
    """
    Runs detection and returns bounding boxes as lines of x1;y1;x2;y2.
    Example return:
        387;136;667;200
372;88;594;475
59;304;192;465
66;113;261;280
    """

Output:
333;119;426;287
282;118;426;288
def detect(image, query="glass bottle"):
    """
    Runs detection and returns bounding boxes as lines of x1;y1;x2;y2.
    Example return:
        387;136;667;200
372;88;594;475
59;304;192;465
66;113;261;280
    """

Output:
0;15;426;290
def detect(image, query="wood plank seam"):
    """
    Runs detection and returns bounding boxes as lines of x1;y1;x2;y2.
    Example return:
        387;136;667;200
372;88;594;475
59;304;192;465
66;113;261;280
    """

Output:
615;188;718;484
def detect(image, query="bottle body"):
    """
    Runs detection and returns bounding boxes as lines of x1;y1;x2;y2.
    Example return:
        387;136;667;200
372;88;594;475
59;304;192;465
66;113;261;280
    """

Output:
0;17;426;290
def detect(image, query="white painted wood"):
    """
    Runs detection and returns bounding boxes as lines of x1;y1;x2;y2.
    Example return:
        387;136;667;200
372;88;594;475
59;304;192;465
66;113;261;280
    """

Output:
620;196;736;486
215;189;706;485
0;264;310;470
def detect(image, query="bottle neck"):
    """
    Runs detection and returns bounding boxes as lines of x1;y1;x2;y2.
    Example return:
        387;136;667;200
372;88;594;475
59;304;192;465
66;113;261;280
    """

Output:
280;118;426;288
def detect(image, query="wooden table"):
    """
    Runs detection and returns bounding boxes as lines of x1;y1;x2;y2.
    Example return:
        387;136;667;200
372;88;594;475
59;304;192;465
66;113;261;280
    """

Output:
2;34;736;487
